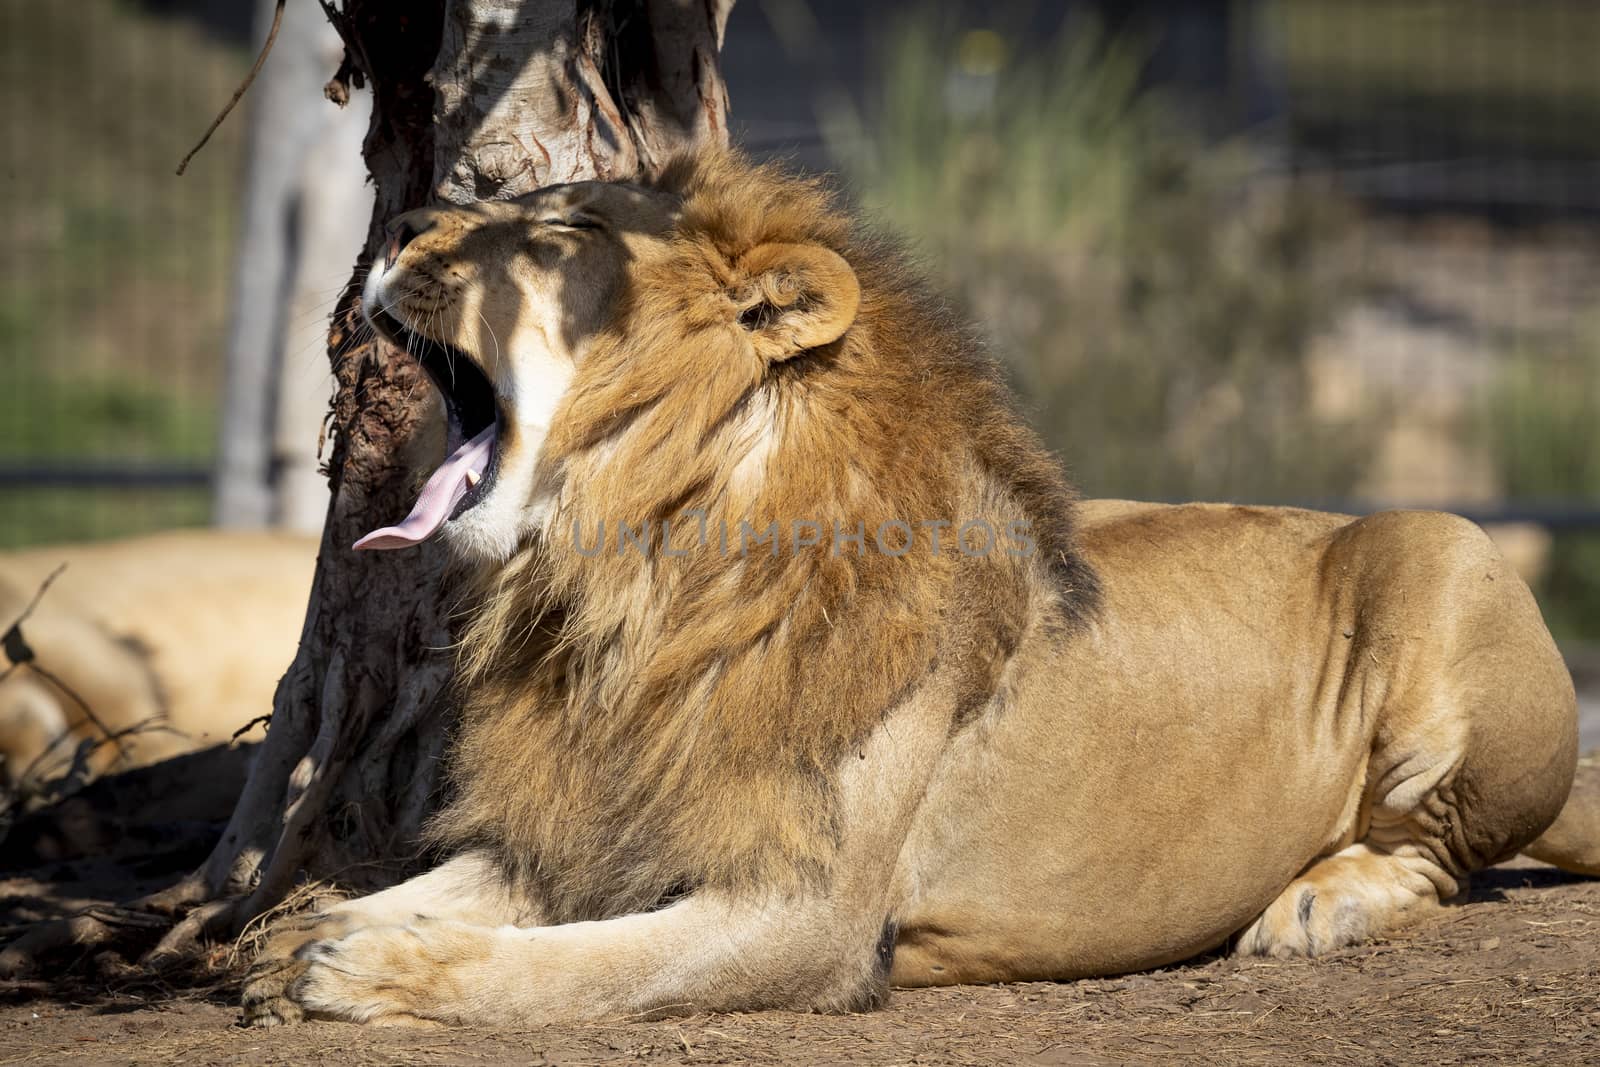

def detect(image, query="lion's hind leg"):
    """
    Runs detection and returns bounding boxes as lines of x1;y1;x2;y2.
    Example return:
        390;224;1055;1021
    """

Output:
1235;708;1472;958
1239;511;1577;959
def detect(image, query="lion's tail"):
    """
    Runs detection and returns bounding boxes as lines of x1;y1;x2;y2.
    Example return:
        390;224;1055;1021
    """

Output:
1522;759;1600;876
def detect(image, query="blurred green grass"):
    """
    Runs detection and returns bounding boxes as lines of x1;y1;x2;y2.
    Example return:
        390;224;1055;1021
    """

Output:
0;0;243;547
0;367;214;460
833;3;1600;641
826;12;1374;502
0;489;211;548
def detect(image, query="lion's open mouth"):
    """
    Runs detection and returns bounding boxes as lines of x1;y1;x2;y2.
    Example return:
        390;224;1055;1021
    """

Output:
353;310;503;551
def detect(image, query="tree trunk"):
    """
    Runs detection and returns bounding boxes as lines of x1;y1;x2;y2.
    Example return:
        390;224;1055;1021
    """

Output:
271;53;372;534
144;0;735;962
214;0;370;533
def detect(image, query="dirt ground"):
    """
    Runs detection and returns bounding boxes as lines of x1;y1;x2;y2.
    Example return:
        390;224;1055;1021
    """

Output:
0;855;1591;1066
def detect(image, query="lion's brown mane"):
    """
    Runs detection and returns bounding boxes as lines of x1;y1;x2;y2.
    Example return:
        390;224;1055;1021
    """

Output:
429;152;1098;923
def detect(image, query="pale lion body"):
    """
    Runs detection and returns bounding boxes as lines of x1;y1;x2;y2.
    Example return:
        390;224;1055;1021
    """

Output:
893;499;1578;980
0;531;316;784
244;153;1592;1028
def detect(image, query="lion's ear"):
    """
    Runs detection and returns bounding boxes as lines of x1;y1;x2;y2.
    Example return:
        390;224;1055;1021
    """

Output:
732;243;860;362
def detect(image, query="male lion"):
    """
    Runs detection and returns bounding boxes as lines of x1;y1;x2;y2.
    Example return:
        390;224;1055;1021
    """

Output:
244;152;1596;1028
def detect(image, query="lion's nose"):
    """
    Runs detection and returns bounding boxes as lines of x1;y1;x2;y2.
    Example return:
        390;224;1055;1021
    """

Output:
383;210;437;270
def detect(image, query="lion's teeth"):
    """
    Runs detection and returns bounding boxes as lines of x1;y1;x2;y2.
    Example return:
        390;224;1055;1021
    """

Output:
466;469;481;487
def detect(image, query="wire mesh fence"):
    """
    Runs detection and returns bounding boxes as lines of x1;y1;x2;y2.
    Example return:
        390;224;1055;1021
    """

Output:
0;0;241;545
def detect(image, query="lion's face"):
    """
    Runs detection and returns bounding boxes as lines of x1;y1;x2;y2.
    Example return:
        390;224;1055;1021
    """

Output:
356;163;861;562
356;181;679;559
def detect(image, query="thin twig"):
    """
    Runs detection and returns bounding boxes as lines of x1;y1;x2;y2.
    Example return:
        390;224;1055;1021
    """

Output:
15;720;88;789
0;562;67;669
231;713;272;742
174;0;287;176
0;563;134;768
16;717;178;803
29;663;129;762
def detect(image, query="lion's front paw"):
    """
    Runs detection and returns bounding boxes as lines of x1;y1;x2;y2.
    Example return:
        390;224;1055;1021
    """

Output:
290;919;491;1027
241;912;356;1027
241;953;308;1027
240;908;368;1023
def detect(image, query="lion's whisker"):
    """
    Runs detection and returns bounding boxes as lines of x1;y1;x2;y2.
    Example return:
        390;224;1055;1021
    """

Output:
474;308;502;372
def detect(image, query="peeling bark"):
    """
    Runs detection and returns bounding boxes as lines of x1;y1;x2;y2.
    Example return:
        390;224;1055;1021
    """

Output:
432;0;733;201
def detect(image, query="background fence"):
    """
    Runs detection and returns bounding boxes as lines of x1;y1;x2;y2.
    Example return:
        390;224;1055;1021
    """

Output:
3;0;1598;638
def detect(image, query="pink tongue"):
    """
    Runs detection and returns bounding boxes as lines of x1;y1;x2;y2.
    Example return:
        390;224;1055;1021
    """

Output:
353;425;496;551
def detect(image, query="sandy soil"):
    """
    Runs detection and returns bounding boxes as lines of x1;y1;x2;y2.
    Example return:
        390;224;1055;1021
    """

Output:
0;856;1593;1066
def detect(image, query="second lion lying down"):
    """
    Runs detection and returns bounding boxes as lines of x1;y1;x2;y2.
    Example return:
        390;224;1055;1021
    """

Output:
245;152;1595;1027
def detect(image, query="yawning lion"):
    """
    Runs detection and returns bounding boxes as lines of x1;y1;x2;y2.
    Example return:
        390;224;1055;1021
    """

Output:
244;152;1595;1028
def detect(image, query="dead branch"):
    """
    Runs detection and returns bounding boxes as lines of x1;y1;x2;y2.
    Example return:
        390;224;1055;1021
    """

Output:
28;664;130;764
230;714;272;742
0;562;66;674
17;717;180;808
1;563;133;765
175;0;288;175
